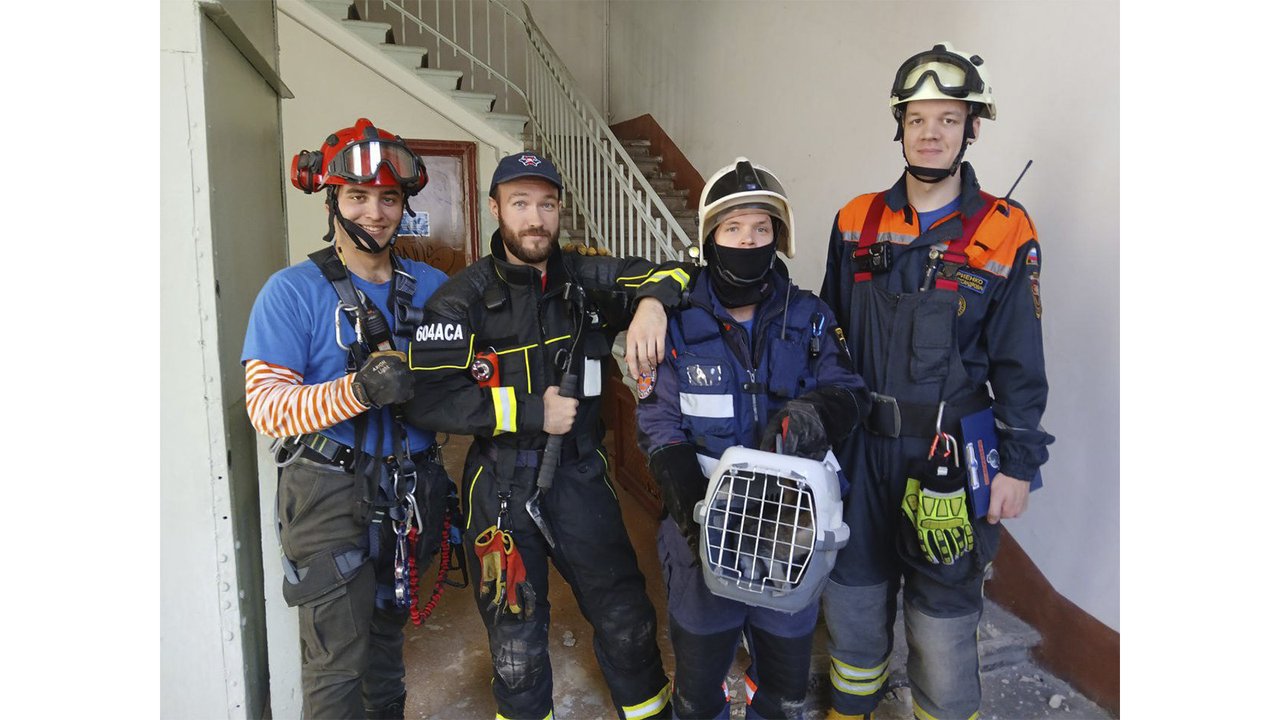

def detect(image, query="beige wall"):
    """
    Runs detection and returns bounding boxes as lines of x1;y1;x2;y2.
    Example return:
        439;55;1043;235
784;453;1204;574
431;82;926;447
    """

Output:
602;0;1120;630
278;10;512;264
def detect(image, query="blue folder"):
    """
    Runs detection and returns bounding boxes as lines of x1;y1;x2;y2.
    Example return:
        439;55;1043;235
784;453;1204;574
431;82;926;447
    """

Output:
959;407;1042;517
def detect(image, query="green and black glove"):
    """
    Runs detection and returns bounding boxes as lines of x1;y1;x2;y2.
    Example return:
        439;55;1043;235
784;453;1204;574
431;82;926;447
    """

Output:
902;462;974;566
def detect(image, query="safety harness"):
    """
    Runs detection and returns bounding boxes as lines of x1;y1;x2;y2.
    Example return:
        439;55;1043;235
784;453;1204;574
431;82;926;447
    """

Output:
853;191;996;440
273;246;459;614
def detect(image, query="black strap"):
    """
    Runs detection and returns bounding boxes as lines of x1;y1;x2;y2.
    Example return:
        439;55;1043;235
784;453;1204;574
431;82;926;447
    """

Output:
865;389;990;439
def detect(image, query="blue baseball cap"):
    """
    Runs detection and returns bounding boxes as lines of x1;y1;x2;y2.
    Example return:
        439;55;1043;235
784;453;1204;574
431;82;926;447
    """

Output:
489;152;563;197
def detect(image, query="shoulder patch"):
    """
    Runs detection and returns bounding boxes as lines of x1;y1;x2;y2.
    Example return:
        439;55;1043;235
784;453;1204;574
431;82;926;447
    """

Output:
637;368;656;400
1030;271;1042;319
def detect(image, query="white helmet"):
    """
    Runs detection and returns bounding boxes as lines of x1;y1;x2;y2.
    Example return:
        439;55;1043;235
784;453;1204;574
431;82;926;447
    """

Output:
890;42;996;122
698;157;796;259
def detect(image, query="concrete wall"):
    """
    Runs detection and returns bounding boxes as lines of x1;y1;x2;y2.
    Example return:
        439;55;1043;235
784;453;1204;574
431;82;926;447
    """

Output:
600;0;1120;631
279;8;513;264
161;0;286;717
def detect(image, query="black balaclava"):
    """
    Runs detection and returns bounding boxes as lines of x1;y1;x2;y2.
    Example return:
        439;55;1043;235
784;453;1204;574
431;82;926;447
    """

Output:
703;237;777;308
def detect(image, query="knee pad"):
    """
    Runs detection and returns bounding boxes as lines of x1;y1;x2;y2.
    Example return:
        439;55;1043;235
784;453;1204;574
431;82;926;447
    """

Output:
491;629;549;693
822;580;896;657
903;603;981;719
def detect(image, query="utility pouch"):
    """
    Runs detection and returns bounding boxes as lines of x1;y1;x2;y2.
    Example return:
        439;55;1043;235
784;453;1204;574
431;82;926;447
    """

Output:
909;298;955;382
281;544;368;607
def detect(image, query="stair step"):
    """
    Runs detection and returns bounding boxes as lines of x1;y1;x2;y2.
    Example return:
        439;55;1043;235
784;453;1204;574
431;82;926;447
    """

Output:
379;43;427;70
343;18;392;46
620;138;651;149
623;144;655;162
658;188;689;202
307;0;352;21
450;90;496;114
646;177;676;193
487;112;530;138
414;67;463;92
632;155;663;172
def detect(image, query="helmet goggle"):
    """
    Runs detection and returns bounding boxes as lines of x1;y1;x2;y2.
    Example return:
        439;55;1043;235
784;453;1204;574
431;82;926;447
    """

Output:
327;139;423;189
892;46;985;100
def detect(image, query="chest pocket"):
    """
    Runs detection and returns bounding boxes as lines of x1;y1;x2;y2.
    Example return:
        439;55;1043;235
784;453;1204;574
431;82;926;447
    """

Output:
676;354;737;455
910;295;958;383
764;334;818;401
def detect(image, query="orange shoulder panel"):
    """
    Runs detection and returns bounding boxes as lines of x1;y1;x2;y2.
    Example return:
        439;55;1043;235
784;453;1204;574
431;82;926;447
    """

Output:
963;201;1038;277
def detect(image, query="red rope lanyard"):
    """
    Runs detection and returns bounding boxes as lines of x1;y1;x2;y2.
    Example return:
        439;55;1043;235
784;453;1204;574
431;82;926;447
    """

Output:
407;512;453;626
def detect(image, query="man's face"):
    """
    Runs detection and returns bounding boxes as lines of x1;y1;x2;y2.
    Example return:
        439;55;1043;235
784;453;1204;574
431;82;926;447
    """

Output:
900;99;978;170
489;177;561;266
713;210;774;249
335;183;405;249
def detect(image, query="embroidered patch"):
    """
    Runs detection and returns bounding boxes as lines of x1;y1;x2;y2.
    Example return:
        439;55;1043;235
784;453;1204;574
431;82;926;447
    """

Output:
637;368;656;400
955;269;988;295
1030;271;1042;319
956;295;967;317
1026;247;1039;266
518;154;542;167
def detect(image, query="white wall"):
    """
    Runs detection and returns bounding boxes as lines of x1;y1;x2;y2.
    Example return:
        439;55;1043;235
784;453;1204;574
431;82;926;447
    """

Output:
161;1;283;717
525;0;609;113
278;9;518;264
603;0;1120;630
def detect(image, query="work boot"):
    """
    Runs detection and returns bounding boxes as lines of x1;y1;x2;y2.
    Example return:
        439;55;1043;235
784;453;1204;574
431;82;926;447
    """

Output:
364;692;406;719
826;710;872;720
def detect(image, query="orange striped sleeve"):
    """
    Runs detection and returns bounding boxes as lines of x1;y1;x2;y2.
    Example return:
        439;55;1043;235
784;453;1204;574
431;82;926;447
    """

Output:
244;359;367;438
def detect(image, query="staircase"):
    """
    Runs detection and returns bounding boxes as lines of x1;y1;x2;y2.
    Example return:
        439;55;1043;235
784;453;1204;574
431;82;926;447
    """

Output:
300;0;530;138
290;0;693;264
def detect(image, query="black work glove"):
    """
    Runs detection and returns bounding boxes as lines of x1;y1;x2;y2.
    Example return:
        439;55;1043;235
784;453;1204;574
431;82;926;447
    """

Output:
761;398;829;460
352;350;413;408
648;443;707;564
762;385;868;459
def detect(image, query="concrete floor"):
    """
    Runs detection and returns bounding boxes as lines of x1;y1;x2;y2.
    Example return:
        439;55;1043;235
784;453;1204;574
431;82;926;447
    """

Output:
401;434;1111;720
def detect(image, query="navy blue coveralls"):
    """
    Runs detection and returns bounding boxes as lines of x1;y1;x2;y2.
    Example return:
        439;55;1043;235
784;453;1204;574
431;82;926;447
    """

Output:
637;267;869;720
818;163;1053;720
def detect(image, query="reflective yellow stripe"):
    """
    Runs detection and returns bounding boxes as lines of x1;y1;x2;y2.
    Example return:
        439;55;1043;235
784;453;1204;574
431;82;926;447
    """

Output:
911;700;975;720
596;449;617;499
637;267;691;290
466;464;484;529
622;681;671;719
830;657;888;697
491;387;517;434
831;656;889;680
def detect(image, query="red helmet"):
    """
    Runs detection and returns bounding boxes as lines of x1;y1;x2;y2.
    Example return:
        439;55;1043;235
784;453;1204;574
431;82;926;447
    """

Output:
290;118;428;196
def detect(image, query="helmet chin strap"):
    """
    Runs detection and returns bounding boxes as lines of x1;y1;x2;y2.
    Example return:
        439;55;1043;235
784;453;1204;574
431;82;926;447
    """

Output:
323;188;395;254
901;115;976;184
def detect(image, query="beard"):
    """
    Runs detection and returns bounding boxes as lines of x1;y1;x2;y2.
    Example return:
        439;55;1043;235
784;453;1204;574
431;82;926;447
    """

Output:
498;216;559;265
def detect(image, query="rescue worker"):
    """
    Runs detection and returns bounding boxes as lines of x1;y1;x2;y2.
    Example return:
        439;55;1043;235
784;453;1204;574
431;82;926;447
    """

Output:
636;158;870;720
242;118;456;718
402;152;688;720
819;44;1055;720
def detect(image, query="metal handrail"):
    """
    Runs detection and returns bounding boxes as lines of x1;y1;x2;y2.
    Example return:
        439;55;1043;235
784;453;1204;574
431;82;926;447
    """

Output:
355;0;692;263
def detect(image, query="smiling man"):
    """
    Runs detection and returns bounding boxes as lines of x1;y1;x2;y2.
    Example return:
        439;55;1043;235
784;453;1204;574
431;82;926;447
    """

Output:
241;119;454;718
819;44;1054;720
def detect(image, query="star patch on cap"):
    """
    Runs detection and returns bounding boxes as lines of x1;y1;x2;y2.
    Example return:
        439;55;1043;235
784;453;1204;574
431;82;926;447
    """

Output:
518;154;542;167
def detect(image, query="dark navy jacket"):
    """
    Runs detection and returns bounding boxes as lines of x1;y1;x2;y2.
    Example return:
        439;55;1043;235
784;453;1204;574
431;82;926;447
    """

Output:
637;265;867;462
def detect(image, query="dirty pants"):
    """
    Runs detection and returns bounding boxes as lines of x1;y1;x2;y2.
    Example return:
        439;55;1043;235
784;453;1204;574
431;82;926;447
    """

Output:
461;442;671;720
